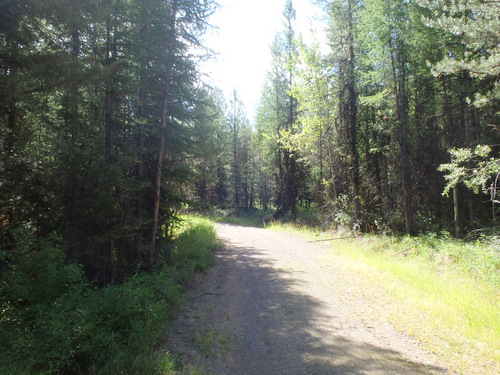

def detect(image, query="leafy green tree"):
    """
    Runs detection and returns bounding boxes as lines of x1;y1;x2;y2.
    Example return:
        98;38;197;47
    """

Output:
256;0;305;217
440;145;500;203
289;40;335;211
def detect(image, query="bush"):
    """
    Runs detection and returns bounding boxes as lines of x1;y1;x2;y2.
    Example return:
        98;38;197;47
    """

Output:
0;216;217;374
0;232;88;372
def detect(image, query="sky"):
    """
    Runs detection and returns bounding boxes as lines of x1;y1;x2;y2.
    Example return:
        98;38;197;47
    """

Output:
200;0;326;122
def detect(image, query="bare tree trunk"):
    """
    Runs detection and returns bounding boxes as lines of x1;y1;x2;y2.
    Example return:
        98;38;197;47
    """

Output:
276;85;285;213
149;0;178;271
461;88;475;229
346;1;360;224
391;40;413;235
70;28;80;143
104;14;117;282
67;27;80;264
335;0;360;226
232;94;240;207
287;90;297;217
453;184;460;237
136;26;147;222
105;18;116;166
326;134;338;205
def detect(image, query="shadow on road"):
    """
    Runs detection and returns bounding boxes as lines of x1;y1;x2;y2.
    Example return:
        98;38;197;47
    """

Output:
167;224;449;374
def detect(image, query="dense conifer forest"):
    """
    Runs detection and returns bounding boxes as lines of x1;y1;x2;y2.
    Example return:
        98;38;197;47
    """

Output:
1;0;499;372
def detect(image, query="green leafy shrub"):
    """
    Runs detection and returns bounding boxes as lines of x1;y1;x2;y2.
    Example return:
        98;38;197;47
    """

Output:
0;232;88;371
0;216;217;374
1;255;182;373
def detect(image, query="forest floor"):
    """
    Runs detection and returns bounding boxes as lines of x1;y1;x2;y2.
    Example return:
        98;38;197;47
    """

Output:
164;223;457;374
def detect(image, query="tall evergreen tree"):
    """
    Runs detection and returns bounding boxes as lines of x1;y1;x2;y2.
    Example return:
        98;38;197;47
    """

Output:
0;0;217;282
325;0;362;224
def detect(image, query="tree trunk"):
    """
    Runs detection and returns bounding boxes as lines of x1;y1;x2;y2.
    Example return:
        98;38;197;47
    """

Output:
66;27;80;263
286;42;297;217
150;0;178;271
136;25;147;221
391;40;413;235
276;85;285;213
453;184;460;237
335;0;360;225
105;19;116;166
346;2;360;224
104;11;119;282
461;87;475;229
232;95;240;207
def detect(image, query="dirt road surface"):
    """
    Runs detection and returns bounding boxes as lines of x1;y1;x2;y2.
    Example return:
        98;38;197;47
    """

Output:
165;223;451;374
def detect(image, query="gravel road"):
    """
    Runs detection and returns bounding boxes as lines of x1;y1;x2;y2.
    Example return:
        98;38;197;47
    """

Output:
165;223;451;374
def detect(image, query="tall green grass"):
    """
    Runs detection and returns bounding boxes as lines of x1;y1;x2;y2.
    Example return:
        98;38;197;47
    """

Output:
0;215;217;374
339;236;500;373
171;215;217;282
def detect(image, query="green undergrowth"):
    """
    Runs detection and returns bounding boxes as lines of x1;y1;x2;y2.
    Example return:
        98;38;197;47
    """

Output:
269;222;500;373
171;215;217;283
0;215;216;374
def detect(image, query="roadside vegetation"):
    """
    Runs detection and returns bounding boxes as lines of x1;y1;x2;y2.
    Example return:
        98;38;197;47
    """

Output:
265;210;500;374
0;215;216;375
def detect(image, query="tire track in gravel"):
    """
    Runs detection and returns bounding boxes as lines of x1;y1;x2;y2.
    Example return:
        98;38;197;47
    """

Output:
164;223;452;374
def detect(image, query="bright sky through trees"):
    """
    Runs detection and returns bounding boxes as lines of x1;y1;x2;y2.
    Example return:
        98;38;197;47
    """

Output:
201;0;325;121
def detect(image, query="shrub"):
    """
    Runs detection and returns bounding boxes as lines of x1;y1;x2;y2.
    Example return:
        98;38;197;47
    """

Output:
0;216;217;374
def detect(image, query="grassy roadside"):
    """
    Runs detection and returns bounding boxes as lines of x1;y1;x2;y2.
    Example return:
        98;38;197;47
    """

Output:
268;221;500;374
0;215;217;375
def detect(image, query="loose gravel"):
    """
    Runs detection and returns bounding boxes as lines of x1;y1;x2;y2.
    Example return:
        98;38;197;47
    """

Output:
164;223;452;375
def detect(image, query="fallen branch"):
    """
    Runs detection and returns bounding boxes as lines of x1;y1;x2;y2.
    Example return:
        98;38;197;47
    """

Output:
309;236;358;242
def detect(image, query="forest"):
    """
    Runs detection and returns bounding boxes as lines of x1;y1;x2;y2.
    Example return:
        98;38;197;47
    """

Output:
1;0;499;373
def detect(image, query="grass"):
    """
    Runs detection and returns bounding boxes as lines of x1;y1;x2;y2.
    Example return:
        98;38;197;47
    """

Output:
343;237;499;373
268;221;500;374
117;215;218;374
111;215;218;374
192;326;231;359
171;215;217;282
